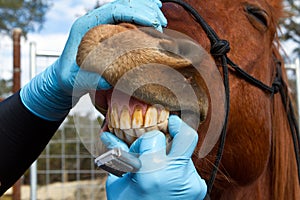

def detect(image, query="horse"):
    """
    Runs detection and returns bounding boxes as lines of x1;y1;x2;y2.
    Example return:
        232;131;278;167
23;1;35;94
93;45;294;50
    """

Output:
76;0;300;199
160;0;300;199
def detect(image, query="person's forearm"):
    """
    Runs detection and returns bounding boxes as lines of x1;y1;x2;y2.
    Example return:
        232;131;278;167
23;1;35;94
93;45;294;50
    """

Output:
0;91;63;195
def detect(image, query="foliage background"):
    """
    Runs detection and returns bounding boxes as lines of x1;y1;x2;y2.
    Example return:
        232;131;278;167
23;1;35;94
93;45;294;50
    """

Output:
280;0;300;57
0;0;50;38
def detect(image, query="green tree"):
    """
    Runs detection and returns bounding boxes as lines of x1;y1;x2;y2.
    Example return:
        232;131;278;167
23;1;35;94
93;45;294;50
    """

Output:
0;0;51;37
280;0;300;56
0;78;12;99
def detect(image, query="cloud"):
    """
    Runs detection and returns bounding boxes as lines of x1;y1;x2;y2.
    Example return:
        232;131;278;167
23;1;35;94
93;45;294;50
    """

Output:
41;0;97;35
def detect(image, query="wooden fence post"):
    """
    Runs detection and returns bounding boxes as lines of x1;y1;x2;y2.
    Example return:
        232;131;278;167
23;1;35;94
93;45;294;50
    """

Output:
12;27;22;200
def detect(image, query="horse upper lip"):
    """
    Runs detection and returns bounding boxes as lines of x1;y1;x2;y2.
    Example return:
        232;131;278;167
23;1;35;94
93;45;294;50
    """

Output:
80;24;211;130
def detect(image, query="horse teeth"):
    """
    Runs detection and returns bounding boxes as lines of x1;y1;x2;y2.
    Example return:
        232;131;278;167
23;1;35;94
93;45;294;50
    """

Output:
111;103;119;129
158;120;168;133
119;106;136;143
108;125;113;133
120;106;131;129
106;109;111;125
106;104;170;145
159;110;169;123
132;106;144;129
146;126;158;132
114;129;125;141
124;129;136;144
144;106;158;127
134;128;146;137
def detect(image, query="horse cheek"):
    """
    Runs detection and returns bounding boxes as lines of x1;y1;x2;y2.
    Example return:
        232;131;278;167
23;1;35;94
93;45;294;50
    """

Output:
223;88;272;186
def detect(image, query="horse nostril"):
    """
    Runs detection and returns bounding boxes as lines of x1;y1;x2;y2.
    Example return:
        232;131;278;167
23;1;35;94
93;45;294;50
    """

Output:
159;38;206;68
177;39;196;57
159;38;198;56
176;39;204;66
158;40;180;55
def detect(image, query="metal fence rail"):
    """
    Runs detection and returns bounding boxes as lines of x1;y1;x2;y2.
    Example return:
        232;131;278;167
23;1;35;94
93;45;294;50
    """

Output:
30;123;106;200
28;42;107;200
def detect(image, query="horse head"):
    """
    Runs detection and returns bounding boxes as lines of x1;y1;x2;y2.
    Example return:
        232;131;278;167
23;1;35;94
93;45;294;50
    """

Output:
76;0;300;199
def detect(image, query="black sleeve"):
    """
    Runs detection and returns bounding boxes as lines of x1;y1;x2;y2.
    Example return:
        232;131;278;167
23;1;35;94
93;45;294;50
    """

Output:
0;91;63;195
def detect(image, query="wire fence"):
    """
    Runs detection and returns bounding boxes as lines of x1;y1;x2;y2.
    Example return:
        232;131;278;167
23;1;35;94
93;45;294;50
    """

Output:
21;42;108;200
26;122;107;200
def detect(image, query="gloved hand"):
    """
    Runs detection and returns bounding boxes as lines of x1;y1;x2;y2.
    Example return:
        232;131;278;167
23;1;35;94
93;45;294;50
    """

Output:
101;115;207;200
20;0;167;121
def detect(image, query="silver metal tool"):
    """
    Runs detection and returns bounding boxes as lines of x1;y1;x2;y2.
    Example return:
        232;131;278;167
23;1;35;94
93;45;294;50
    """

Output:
94;148;141;177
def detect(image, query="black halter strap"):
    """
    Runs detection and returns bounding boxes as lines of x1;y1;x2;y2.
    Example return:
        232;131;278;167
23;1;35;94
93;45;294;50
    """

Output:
274;59;300;183
161;0;300;195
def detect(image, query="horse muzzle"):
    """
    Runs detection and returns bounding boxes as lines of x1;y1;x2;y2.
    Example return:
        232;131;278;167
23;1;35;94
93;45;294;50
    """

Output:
76;23;225;154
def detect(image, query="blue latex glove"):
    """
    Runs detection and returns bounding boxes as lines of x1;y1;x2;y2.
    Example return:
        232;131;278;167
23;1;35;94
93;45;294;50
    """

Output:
101;115;207;200
20;0;167;121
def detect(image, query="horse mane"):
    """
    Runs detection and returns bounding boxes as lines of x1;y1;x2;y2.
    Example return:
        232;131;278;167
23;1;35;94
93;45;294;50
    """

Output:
271;46;300;199
266;1;300;197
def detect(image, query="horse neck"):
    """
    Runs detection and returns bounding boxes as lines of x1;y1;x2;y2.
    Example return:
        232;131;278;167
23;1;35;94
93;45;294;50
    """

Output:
217;56;300;200
271;57;300;199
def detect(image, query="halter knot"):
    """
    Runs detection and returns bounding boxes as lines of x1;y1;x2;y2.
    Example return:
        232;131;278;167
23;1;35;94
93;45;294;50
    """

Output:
210;39;230;57
271;77;281;94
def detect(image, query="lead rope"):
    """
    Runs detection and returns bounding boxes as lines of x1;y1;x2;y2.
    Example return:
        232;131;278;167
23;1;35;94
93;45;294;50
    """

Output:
161;0;300;196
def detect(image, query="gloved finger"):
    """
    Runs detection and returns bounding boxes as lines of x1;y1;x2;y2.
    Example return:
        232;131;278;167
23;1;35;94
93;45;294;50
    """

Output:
74;68;111;90
130;131;167;172
100;131;129;151
71;69;111;98
130;130;166;154
61;5;116;56
98;77;112;90
152;5;168;28
140;0;167;27
151;0;163;7
168;115;198;158
112;5;167;30
73;5;113;36
106;173;122;188
151;0;168;28
156;25;163;33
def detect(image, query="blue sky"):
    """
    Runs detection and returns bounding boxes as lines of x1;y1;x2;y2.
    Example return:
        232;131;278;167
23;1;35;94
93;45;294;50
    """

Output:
31;0;115;35
40;0;99;35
